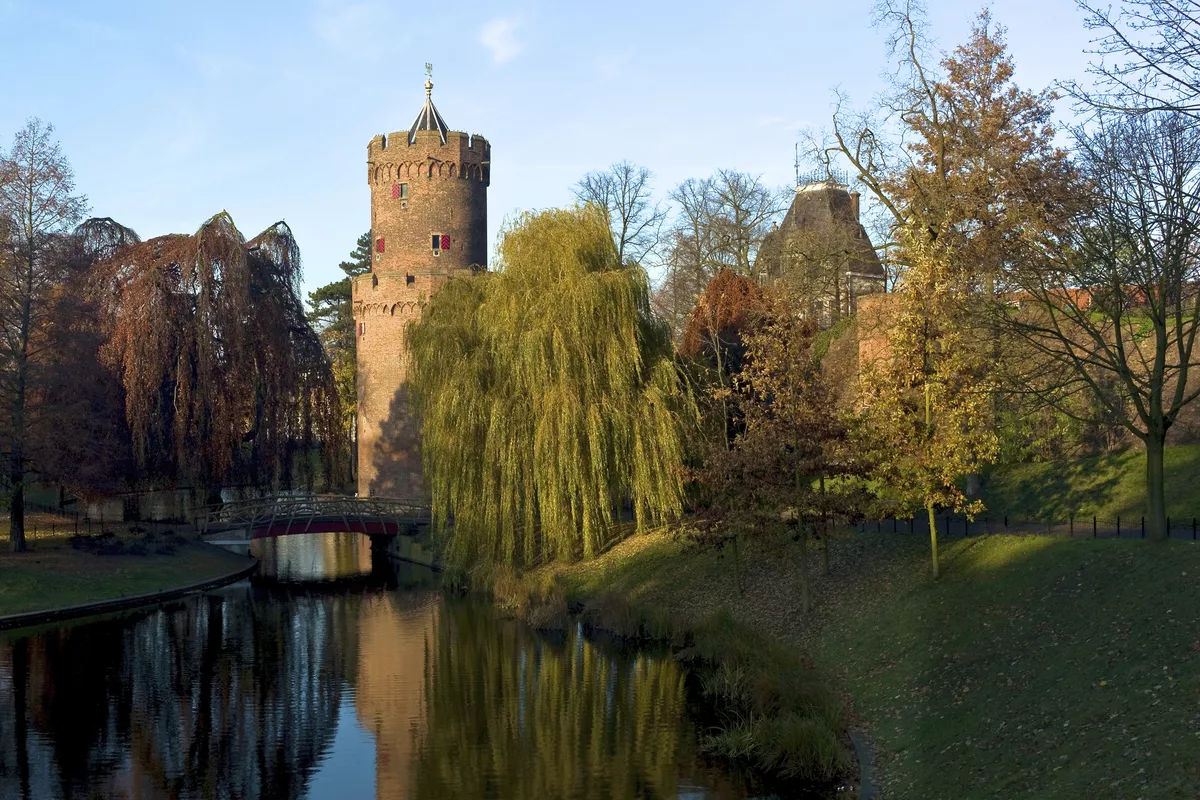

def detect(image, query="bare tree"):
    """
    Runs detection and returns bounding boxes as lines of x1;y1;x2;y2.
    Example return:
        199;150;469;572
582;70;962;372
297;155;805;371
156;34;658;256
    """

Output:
707;169;786;280
574;161;666;268
653;173;783;337
776;220;874;326
999;110;1200;541
0;119;87;551
1069;0;1200;117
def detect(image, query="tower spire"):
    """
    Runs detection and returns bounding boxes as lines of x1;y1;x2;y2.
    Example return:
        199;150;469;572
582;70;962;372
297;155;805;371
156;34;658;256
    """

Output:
410;63;448;145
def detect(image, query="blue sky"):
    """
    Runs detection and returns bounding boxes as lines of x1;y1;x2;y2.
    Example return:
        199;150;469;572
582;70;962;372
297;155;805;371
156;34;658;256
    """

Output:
0;0;1096;297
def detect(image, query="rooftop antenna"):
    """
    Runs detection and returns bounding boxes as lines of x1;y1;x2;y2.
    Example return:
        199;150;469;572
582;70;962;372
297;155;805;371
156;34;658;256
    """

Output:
794;141;848;188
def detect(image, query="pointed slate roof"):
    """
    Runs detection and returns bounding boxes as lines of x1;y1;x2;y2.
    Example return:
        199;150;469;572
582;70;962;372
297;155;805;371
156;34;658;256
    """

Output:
409;77;448;145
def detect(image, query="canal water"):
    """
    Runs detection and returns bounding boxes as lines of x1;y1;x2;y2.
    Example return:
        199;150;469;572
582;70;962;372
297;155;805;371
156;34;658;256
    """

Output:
0;532;756;799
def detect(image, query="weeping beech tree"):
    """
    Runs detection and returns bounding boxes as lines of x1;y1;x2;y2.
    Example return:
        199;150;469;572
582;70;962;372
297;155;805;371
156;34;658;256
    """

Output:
407;206;694;568
83;213;344;496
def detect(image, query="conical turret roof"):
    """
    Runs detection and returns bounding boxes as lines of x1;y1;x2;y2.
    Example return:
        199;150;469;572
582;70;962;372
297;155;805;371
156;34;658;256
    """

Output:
409;76;448;145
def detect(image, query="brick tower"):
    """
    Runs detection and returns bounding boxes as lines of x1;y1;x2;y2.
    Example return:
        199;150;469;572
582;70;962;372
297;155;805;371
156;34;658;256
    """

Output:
352;70;490;497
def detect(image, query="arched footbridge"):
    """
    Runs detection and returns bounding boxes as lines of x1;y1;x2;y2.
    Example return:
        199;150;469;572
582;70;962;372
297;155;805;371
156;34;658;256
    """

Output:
197;496;433;542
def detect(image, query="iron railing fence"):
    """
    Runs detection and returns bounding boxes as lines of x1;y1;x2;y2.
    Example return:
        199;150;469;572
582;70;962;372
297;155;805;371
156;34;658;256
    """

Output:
857;514;1200;541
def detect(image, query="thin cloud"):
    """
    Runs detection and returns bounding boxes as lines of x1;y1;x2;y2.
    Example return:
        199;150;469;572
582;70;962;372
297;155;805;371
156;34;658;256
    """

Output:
479;17;522;65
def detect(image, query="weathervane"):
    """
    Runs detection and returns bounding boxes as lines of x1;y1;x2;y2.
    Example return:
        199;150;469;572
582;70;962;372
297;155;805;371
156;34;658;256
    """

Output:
424;62;434;97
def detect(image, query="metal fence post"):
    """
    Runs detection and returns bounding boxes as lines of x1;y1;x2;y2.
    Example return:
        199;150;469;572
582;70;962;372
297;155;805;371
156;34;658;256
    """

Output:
1141;516;1145;539
1004;515;1008;532
1093;516;1097;538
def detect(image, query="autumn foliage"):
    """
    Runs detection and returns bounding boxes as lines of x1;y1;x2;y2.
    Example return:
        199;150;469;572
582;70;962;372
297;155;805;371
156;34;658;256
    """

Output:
680;269;766;375
82;213;345;494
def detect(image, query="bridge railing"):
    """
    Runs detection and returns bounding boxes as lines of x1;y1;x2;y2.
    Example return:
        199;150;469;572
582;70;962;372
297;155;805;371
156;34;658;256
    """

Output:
196;495;431;534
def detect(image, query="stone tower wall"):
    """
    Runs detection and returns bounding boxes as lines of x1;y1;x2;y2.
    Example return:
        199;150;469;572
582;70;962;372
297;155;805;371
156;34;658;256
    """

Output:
352;127;490;498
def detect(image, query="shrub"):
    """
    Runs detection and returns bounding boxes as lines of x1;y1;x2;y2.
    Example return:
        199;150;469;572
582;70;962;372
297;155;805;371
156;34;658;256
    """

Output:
68;534;94;551
582;591;644;639
700;723;759;762
754;712;847;781
96;539;125;555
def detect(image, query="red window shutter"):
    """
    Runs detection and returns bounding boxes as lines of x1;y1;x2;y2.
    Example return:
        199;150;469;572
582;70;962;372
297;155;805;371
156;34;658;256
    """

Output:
391;183;400;199
376;237;385;253
440;234;450;251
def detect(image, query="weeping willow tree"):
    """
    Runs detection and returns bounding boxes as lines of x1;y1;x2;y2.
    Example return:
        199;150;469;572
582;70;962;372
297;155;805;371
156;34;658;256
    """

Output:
408;206;693;567
83;213;345;496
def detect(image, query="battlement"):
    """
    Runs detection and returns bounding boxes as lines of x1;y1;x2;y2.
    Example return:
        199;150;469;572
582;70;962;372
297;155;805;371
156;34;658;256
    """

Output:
368;131;490;159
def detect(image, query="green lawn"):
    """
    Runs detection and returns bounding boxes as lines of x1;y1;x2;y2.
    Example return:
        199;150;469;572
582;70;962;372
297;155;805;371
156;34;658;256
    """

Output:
0;514;252;618
541;526;1200;799
981;443;1200;522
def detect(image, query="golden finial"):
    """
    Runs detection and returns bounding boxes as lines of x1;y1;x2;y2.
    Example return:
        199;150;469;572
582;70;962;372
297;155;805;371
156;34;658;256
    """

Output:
424;62;433;97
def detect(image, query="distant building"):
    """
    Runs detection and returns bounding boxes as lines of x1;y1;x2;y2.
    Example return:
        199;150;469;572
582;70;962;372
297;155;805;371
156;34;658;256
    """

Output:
755;178;886;327
351;72;490;497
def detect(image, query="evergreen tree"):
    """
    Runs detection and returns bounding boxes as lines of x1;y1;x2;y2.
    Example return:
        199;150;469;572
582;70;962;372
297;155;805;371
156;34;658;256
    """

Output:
306;232;370;457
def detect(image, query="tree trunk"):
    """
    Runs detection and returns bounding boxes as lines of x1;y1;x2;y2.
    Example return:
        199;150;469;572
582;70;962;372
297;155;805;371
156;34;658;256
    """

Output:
925;380;938;579
799;522;811;614
819;475;830;576
731;533;742;596
9;287;31;553
1146;431;1168;542
9;452;25;553
927;501;939;579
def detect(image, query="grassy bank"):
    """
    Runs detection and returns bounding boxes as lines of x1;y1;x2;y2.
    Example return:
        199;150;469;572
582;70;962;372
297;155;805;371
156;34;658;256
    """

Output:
518;526;1200;799
982;443;1200;521
0;513;252;618
497;551;851;790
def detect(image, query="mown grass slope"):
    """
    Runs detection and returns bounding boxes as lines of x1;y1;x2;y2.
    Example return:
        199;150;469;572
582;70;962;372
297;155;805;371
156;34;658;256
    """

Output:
0;514;251;618
545;526;1200;799
981;443;1200;522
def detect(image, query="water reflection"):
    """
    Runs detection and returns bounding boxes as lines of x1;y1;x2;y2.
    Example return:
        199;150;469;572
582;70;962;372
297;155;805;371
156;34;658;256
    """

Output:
250;532;375;583
0;533;747;799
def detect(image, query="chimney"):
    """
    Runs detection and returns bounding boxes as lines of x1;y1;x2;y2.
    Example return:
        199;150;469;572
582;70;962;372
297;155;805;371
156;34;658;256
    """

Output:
850;190;861;221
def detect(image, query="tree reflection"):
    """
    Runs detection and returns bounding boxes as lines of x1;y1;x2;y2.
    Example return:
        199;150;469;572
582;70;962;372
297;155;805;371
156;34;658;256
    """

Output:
0;545;745;800
411;601;732;800
0;586;357;800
